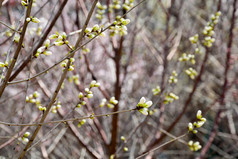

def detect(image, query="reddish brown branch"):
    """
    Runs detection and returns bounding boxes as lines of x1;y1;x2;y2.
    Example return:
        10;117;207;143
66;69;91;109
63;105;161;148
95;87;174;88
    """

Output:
0;0;33;98
9;0;69;82
197;0;237;158
109;37;124;155
140;47;210;155
58;109;101;159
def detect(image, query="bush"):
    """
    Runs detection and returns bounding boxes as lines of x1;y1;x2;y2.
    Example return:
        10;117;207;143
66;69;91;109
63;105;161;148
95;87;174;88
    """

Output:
0;0;237;158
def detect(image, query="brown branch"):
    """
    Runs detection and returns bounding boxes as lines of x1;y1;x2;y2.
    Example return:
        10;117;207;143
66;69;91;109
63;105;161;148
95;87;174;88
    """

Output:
74;55;110;146
0;0;33;98
141;47;210;155
109;36;124;155
28;73;101;159
57;109;101;159
9;0;69;82
84;54;110;99
0;0;3;12
197;0;237;158
136;133;187;159
18;1;98;158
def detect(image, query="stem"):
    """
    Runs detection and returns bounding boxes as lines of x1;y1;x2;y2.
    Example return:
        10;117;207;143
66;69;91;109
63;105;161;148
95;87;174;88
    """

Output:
136;133;187;159
9;0;69;82
18;1;98;158
0;0;33;98
198;0;237;158
142;47;210;154
110;36;123;155
0;108;136;127
8;0;147;83
0;20;21;33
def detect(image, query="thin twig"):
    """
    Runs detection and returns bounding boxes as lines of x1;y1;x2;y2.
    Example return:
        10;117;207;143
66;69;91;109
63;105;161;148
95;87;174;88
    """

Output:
9;0;69;82
0;0;33;98
8;0;147;86
0;20;21;33
197;0;237;158
143;46;210;153
136;133;187;159
17;2;98;158
0;108;136;127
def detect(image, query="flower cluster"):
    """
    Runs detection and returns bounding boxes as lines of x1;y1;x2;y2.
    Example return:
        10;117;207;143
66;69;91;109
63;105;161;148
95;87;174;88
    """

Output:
14;34;20;43
36;26;42;36
68;74;80;85
84;24;105;39
19;132;31;144
189;34;199;44
90;80;100;88
185;68;197;79
109;0;122;11
0;61;8;68
187;110;207;151
21;0;37;7
49;32;70;47
82;46;90;54
26;16;40;23
188;110;206;133
137;97;153;115
51;101;62;113
169;70;178;84
122;0;134;11
163;93;179;104
107;97;119;108
120;135;130;152
99;98;107;107
78;119;86;128
77;81;100;108
77;92;88;108
35;39;52;57
188;140;202;151
179;53;195;64
109;17;130;36
61;58;75;71
202;11;221;47
85;88;93;99
152;86;161;96
26;91;46;111
96;2;107;20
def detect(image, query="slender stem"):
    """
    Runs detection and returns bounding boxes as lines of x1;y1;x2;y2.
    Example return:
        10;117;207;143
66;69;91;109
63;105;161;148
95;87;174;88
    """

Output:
0;108;136;127
0;20;21;33
9;0;69;82
0;0;3;12
110;36;123;155
136;133;187;159
18;1;98;158
198;0;237;158
8;0;147;84
142;46;210;154
0;0;33;98
8;0;147;86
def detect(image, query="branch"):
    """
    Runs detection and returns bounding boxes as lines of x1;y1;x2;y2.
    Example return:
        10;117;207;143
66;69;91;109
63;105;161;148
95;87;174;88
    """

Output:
18;1;98;158
198;0;237;158
0;0;33;98
0;108;136;127
9;0;69;82
0;20;21;33
142;47;210;154
136;133;187;159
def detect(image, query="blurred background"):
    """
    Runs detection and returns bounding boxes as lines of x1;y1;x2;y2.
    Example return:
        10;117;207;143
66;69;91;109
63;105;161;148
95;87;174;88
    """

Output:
0;0;238;158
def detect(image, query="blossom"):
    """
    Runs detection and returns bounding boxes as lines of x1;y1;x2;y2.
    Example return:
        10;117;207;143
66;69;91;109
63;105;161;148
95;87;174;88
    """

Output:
137;97;153;115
